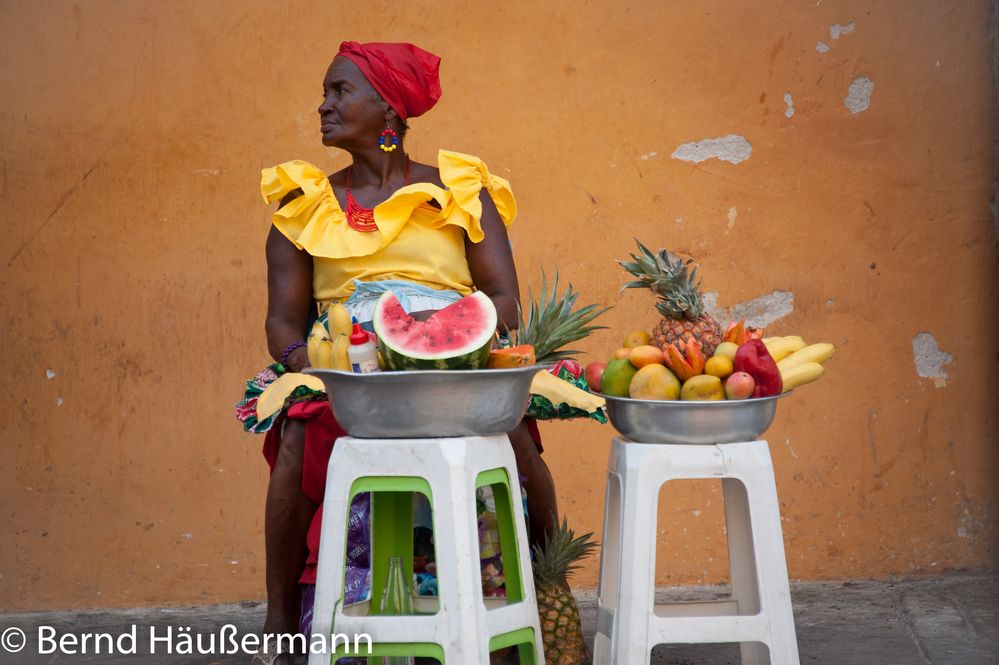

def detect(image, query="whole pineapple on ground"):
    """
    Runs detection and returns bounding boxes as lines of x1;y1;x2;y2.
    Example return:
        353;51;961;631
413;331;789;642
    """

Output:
534;518;599;665
618;240;723;357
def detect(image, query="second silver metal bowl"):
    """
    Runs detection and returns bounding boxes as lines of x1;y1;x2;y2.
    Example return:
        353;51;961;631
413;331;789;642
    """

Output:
604;392;789;445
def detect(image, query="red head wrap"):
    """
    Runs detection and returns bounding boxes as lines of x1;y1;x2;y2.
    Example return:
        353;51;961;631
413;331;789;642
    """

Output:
335;41;442;121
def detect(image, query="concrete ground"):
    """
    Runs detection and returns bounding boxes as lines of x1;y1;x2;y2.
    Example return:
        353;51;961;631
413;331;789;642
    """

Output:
0;572;995;664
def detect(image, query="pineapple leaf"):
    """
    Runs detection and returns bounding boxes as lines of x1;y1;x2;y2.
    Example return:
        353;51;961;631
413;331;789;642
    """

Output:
514;268;611;362
532;516;599;587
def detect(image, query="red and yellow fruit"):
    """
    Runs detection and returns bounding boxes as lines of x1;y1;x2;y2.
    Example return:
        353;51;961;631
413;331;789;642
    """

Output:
584;361;607;392
724;372;756;400
628;345;665;368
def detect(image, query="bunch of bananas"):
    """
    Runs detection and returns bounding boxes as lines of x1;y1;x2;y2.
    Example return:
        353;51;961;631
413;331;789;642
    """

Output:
307;303;353;370
762;336;836;393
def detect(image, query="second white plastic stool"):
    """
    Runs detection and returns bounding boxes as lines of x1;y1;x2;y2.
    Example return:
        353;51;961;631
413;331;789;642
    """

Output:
593;437;800;665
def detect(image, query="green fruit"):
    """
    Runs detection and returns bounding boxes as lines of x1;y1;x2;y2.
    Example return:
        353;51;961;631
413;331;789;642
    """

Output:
601;358;639;397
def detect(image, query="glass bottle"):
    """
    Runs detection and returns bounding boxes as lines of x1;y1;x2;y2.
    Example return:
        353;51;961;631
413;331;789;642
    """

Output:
379;555;415;665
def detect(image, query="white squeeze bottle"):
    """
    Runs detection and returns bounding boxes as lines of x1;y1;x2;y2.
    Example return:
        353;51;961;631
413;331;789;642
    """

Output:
348;322;381;374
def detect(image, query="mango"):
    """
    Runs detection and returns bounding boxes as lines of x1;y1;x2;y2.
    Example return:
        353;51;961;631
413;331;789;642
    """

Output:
601;358;639;397
680;374;725;401
622;329;651;348
628;364;681;400
712;341;739;361
628;345;665;368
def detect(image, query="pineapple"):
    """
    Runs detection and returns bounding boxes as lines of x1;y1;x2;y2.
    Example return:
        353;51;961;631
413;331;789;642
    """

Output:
618;240;723;357
533;518;599;665
510;269;611;362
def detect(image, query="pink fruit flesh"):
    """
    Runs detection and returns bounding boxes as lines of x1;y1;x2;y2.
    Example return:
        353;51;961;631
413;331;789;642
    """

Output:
724;371;756;400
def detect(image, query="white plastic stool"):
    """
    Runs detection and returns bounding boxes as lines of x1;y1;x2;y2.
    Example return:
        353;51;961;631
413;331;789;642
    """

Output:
593;437;800;665
307;434;544;664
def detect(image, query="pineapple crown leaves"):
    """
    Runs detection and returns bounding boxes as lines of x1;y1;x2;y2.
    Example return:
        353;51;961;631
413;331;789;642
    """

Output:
509;268;612;362
617;238;705;321
531;516;600;588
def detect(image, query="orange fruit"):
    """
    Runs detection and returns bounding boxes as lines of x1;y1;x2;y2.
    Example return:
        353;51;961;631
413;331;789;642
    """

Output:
704;356;734;378
613;347;632;360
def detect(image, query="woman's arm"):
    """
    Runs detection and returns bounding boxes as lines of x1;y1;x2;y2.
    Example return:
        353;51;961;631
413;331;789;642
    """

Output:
265;217;314;372
464;189;520;332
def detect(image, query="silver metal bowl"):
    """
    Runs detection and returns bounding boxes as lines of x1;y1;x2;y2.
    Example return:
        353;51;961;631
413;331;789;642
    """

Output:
604;392;789;445
304;365;544;438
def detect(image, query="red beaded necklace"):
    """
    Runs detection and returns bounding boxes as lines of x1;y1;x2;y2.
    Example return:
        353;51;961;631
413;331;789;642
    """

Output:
345;157;411;233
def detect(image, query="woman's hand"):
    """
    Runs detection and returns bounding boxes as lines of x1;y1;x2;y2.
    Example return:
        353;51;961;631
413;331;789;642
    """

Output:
285;346;311;373
464;189;520;331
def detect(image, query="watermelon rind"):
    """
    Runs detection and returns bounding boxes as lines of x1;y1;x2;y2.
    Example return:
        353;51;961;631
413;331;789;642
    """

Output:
373;290;498;371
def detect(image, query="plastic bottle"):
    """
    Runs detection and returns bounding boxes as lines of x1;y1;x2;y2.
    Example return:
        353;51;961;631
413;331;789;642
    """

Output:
348;322;381;374
379;556;415;665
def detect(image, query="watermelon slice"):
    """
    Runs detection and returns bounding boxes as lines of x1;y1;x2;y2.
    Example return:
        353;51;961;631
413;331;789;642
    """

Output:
373;290;498;370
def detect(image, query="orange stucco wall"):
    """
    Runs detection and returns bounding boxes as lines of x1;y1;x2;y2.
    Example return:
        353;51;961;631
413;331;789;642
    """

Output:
1;1;996;611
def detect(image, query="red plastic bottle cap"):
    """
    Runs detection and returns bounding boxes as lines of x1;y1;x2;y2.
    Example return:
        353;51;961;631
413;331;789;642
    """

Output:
349;322;369;345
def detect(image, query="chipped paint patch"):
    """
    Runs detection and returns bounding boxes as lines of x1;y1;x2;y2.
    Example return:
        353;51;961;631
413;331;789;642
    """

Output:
639;151;657;160
726;206;738;231
56;397;64;407
816;40;830;53
912;332;952;386
46;369;56;380
671;134;752;164
845;76;874;113
192;168;222;176
783;92;795;118
703;290;794;328
830;22;855;39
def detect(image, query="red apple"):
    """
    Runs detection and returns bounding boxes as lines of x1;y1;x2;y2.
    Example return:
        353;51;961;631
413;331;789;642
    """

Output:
724;371;756;400
584;361;607;392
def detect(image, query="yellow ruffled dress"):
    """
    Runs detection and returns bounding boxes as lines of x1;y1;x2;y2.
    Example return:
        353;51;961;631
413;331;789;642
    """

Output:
260;149;516;311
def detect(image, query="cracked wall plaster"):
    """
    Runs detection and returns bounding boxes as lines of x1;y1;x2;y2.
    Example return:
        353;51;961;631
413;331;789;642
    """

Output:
830;22;855;39
912;332;953;386
845;76;874;113
671;135;752;164
816;40;830;53
703;290;794;328
784;92;795;118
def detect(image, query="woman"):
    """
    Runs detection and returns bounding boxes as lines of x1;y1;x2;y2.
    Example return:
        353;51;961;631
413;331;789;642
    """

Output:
241;41;557;660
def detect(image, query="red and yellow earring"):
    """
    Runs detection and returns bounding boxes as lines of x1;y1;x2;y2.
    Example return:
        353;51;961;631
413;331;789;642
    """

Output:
378;122;399;152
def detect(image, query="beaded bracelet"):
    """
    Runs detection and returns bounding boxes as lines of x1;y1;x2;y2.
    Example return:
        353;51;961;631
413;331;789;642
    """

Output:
280;341;307;366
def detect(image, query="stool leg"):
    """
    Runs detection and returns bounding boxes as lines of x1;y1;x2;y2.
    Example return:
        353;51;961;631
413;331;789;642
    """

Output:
723;476;769;664
433;465;490;662
738;445;800;665
308;479;352;665
612;444;657;665
593;468;623;665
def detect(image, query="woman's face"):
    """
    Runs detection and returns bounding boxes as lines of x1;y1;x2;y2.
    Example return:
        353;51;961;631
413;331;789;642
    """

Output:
317;57;387;149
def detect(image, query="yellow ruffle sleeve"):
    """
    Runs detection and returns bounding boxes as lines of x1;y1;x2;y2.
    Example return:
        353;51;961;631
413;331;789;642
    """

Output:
259;150;517;260
433;150;517;243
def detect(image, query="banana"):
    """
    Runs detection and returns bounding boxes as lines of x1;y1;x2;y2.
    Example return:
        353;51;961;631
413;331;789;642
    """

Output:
327;302;353;338
780;361;825;393
315;337;335;369
306;320;331;368
763;336;807;362
331;333;351;371
778;342;836;372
